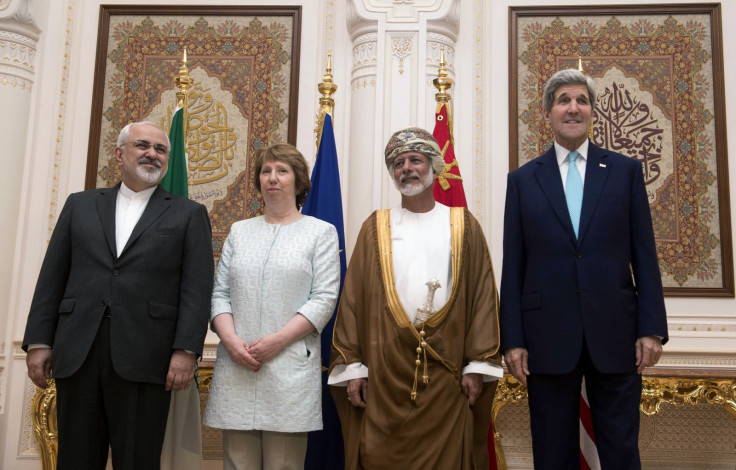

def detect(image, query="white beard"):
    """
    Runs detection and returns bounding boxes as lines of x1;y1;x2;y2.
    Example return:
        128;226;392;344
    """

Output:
136;165;162;184
123;157;167;185
394;170;434;196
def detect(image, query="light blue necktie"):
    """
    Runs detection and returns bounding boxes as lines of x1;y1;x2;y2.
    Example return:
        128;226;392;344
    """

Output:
565;150;583;237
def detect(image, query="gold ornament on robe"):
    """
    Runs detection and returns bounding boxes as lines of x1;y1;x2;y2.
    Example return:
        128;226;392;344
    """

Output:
412;278;442;398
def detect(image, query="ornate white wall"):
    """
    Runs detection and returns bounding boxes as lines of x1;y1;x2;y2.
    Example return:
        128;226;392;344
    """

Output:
0;0;733;468
0;0;39;410
0;0;43;466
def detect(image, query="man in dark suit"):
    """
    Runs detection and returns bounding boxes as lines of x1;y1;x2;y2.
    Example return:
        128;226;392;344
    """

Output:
23;121;214;470
500;69;668;470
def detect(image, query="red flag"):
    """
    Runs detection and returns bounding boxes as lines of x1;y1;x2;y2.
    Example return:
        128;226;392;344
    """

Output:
432;102;498;470
432;103;467;207
488;422;499;470
580;379;600;469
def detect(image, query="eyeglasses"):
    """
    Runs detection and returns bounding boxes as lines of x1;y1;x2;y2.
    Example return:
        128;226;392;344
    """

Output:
126;140;169;155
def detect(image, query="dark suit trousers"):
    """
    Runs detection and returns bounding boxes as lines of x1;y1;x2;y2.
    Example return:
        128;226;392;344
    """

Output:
526;341;642;470
55;316;171;470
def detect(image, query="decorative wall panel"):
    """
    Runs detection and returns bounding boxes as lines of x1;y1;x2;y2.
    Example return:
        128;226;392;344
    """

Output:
86;6;301;260
509;4;732;296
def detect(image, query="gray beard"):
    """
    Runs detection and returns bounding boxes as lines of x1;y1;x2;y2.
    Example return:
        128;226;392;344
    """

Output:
136;165;163;185
394;170;434;196
130;158;167;185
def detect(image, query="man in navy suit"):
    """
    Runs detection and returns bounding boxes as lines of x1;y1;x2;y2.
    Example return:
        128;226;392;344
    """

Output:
23;122;214;470
500;69;668;469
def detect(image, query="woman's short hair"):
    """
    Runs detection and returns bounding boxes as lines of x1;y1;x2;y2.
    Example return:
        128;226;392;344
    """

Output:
542;69;597;112
253;143;311;209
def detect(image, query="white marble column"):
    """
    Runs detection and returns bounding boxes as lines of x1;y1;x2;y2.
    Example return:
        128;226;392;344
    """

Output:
345;3;379;255
425;4;458;120
0;0;39;399
344;0;458;254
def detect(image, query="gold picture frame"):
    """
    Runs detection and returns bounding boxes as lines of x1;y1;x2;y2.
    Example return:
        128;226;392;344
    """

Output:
509;4;733;296
85;5;302;260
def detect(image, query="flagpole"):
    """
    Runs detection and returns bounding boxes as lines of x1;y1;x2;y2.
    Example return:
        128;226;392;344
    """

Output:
433;47;452;103
175;48;194;136
160;49;201;470
433;49;497;468
304;55;347;470
575;58;601;470
316;54;337;149
433;47;453;142
431;47;467;207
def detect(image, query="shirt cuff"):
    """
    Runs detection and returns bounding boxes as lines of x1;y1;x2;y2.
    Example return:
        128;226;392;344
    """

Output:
27;344;51;350
327;362;369;386
462;360;504;382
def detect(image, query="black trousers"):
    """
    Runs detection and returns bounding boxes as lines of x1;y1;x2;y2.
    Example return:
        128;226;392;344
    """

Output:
55;316;171;470
527;341;642;470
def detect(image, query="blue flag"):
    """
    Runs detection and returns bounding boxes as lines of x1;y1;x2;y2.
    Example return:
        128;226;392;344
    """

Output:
302;113;346;470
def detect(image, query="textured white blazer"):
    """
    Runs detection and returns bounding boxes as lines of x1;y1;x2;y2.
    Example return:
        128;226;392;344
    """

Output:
203;215;340;432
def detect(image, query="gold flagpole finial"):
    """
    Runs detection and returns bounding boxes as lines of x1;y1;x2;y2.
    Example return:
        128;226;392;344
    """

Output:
433;46;453;104
174;48;194;137
318;54;337;116
315;54;338;148
578;56;584;73
175;48;194;105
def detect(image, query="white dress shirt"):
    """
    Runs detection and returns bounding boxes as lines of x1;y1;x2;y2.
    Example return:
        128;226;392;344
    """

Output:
391;203;452;322
555;140;589;190
115;182;157;257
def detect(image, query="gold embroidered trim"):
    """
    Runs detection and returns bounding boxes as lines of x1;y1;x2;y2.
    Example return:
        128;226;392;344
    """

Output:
428;206;464;327
376;209;410;327
331;295;349;365
376;207;466;398
376;207;464;328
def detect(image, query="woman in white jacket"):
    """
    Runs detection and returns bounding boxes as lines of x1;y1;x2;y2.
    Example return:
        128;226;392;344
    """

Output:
203;143;340;470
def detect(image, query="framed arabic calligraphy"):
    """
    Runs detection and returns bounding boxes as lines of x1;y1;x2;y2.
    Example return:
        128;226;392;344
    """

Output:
510;4;733;296
85;5;301;263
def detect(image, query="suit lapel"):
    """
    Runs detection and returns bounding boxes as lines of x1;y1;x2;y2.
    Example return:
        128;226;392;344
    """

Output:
96;184;120;258
120;186;172;257
533;148;577;243
578;144;609;245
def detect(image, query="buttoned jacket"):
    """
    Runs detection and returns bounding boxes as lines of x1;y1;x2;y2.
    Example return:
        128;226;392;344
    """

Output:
23;183;214;384
500;143;668;374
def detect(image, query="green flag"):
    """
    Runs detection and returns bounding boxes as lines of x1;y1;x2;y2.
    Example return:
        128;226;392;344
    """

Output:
159;107;202;469
160;107;188;197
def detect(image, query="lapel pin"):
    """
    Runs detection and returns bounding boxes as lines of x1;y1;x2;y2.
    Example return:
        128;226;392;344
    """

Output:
599;163;607;168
